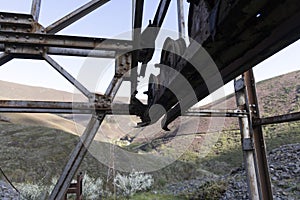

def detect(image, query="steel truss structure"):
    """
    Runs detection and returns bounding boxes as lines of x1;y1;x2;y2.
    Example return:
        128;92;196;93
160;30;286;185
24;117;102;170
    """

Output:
1;0;300;199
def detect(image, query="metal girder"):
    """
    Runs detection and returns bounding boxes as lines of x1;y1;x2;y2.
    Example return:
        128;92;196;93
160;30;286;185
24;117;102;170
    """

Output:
253;112;300;126
0;31;132;52
0;12;33;27
183;109;248;118
43;54;92;99
130;0;144;94
244;70;273;200
49;114;104;200
47;47;115;58
0;100;129;115
0;52;13;66
234;75;260;200
177;0;185;38
152;0;171;28
31;0;42;21
46;0;110;34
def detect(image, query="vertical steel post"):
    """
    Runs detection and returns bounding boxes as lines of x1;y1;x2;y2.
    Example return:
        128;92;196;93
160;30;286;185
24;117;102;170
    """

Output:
244;69;273;200
235;76;260;200
31;0;42;21
49;114;104;200
131;0;144;95
177;0;185;38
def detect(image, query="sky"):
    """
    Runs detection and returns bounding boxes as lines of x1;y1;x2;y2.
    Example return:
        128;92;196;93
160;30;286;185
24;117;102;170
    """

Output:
0;0;300;103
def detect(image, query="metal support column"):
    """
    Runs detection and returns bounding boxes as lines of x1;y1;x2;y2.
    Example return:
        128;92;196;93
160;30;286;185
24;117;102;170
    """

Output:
31;0;42;21
177;0;185;38
49;114;104;200
234;76;260;200
244;69;273;200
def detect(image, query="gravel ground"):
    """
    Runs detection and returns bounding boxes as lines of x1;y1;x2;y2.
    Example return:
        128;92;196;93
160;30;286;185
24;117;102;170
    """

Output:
0;181;19;200
164;143;300;199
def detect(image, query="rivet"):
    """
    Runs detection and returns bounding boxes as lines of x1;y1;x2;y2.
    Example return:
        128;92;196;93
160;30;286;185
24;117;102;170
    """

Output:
25;36;29;39
28;18;32;22
14;16;18;20
15;35;19;39
0;15;4;19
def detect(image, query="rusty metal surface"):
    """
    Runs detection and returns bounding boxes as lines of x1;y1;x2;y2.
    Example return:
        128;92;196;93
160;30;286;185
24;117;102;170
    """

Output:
253;112;300;126
31;0;41;21
147;0;300;129
244;70;273;200
0;31;132;52
234;76;260;200
46;0;110;34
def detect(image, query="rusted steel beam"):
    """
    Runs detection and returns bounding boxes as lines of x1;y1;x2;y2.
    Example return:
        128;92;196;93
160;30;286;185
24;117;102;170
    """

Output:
183;109;248;118
44;54;93;99
253;112;300;126
47;47;115;58
49;114;104;200
244;70;273;200
46;0;110;34
234;76;260;200
0;12;33;27
0;52;13;66
0;100;129;114
0;31;132;51
31;0;42;21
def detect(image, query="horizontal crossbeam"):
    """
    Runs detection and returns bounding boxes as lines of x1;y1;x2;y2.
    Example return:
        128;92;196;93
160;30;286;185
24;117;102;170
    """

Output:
0;31;132;51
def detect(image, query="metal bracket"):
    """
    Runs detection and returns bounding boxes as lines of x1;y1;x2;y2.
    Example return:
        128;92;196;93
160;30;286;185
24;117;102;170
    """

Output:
234;78;245;92
243;138;254;151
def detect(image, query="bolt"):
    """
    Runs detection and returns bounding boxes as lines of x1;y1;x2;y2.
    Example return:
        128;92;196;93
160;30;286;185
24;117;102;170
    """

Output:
6;35;9;38
6;48;11;53
27;29;31;32
15;35;19;39
35;47;39;50
14;16;18;20
28;18;32;22
12;26;16;30
0;15;4;19
116;42;120;46
25;36;29;39
12;45;16;49
41;29;45;33
39;37;43;40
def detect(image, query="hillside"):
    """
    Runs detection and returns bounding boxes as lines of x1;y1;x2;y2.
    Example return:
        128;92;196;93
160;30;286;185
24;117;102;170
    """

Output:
0;70;299;199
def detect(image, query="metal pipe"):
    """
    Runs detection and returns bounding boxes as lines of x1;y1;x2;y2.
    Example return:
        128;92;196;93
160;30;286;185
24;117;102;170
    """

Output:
49;114;104;200
46;0;110;34
253;111;300;126
31;0;42;21
43;54;93;99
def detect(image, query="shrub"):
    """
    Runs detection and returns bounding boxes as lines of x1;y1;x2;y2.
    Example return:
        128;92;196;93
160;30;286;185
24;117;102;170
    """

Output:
114;171;154;197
